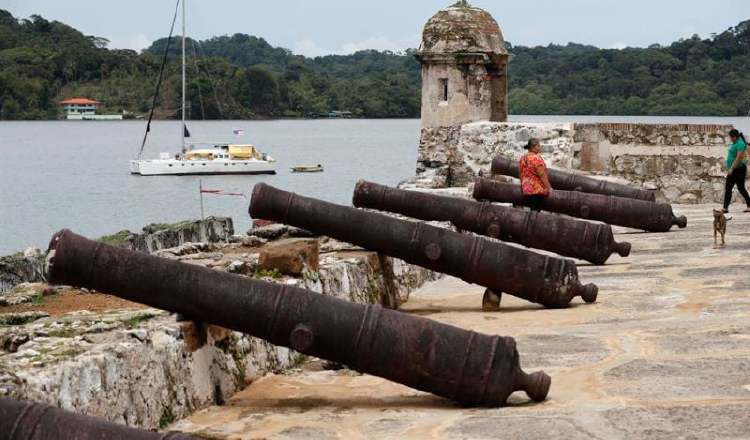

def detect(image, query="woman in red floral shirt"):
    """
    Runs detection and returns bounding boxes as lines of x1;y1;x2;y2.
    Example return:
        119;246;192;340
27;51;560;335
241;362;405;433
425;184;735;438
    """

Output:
519;138;553;212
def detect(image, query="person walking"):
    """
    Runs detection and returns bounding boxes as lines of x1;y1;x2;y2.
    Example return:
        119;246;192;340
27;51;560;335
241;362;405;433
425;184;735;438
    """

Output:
519;138;553;212
723;129;750;213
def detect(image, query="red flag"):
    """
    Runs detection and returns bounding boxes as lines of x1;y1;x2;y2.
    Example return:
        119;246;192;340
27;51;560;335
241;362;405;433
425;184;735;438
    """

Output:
201;189;245;197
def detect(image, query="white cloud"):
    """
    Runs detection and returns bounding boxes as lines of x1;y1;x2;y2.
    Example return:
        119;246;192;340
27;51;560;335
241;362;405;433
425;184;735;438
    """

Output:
293;39;330;58
293;35;419;57
105;33;152;51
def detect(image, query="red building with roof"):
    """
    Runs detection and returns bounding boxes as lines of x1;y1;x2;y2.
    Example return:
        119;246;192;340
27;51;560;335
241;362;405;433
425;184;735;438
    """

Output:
59;97;122;120
60;97;101;117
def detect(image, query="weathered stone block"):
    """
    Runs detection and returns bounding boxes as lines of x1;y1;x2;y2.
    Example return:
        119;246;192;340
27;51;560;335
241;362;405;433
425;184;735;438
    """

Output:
258;238;320;276
179;321;207;353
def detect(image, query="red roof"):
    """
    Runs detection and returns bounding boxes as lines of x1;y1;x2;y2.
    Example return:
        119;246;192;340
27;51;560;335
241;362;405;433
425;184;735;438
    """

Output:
60;98;101;105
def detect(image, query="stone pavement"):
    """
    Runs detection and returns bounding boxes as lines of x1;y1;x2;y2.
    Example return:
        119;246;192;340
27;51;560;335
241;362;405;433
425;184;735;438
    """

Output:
172;204;750;439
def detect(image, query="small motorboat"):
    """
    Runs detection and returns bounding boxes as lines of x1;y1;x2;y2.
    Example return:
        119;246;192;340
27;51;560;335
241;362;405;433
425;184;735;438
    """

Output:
291;164;324;173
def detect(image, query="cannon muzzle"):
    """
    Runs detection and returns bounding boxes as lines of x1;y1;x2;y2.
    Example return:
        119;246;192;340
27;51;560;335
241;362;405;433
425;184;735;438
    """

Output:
0;397;198;440
353;180;631;265
47;229;550;407
491;156;657;202
473;178;687;233
251;183;598;309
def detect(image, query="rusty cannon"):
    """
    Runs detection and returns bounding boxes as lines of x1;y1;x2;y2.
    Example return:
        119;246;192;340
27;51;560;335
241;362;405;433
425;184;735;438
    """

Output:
250;183;598;308
491;156;657;202
47;229;551;407
352;180;631;265
473;178;688;233
0;397;198;440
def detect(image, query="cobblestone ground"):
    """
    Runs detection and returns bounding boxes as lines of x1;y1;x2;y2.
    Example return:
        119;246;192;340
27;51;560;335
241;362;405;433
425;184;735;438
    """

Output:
172;204;750;439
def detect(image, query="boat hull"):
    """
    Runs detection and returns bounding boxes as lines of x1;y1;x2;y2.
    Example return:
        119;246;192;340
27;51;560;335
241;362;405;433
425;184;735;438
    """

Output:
130;159;276;176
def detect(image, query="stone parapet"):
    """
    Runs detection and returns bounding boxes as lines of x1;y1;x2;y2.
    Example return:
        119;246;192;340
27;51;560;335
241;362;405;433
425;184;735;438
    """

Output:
416;120;736;204
0;218;235;295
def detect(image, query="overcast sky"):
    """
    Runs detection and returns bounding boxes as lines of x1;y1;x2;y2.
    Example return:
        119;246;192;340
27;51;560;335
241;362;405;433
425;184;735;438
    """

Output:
1;0;747;56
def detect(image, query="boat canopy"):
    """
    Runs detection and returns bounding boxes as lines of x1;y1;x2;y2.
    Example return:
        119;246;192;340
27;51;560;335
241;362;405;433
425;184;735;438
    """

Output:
185;149;216;160
228;145;261;160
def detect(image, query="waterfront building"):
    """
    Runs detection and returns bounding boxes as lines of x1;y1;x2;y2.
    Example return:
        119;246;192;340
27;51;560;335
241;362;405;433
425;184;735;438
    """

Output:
59;97;123;120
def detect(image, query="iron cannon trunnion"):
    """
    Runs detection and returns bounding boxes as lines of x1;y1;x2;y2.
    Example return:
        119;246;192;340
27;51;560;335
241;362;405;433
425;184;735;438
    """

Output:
250;183;598;308
491;156;657;202
46;229;550;407
0;397;198;440
352;180;631;265
473;178;687;233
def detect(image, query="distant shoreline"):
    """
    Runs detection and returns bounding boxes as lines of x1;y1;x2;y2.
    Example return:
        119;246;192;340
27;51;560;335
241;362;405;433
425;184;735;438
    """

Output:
1;114;747;123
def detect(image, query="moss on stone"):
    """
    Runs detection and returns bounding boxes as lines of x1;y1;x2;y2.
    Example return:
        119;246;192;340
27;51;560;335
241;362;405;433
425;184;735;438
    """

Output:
144;220;196;233
252;268;282;280
98;230;132;247
124;313;156;329
48;323;76;338
159;406;176;429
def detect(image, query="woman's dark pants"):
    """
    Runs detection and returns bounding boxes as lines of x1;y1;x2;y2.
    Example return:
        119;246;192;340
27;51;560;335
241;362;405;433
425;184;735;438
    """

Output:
724;164;750;210
523;195;548;212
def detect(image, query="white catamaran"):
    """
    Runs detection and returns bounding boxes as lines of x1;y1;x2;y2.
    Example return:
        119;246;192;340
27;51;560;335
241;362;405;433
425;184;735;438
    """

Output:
130;0;276;176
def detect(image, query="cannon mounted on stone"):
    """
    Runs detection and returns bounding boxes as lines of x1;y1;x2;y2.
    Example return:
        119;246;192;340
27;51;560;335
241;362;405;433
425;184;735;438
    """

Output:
473;178;687;233
353;180;631;265
491;156;657;202
250;183;598;309
46;229;551;408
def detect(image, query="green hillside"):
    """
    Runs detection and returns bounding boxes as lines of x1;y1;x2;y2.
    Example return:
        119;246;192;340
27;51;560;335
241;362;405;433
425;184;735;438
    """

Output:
0;8;748;120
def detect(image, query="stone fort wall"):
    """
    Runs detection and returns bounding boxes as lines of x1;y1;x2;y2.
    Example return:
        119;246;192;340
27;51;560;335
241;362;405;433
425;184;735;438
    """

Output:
415;121;734;204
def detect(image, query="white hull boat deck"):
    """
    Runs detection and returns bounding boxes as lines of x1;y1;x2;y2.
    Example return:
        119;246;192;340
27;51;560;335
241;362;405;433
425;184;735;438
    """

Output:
131;144;276;176
130;158;276;176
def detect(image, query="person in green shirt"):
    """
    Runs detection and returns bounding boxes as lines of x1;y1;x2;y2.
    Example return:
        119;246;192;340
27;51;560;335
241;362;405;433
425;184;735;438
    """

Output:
723;129;750;213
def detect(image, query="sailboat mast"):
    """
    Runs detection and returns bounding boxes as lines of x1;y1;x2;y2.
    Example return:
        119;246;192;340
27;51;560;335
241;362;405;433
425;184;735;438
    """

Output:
181;0;187;151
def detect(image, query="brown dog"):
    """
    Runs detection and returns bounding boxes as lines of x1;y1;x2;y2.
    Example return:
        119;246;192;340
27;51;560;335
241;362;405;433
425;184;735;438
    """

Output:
713;209;731;248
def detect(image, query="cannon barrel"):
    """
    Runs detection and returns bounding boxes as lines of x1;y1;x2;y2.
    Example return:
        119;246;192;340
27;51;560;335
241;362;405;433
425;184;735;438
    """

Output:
0;397;198;440
250;183;597;308
353;180;631;265
491;156;656;202
473;178;687;233
47;229;550;407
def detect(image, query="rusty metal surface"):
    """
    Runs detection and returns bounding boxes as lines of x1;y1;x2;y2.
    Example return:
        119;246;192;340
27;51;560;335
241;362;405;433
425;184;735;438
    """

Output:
46;230;550;407
473;178;688;233
250;183;597;308
0;397;196;440
491;156;657;202
353;180;631;265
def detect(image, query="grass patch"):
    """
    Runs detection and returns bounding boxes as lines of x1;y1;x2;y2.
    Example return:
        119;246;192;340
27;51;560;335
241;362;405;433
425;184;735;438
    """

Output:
98;230;131;247
124;313;155;329
159;407;176;430
56;348;84;359
31;294;44;306
253;268;282;279
144;221;195;233
48;327;76;338
303;270;320;282
291;353;308;368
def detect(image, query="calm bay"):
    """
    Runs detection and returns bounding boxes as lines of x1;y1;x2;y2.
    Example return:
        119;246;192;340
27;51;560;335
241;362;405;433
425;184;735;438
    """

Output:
1;116;748;254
